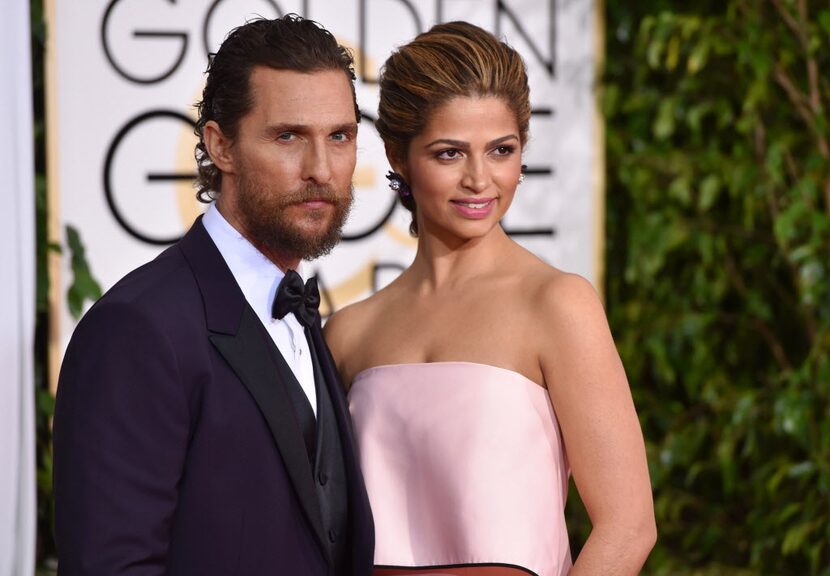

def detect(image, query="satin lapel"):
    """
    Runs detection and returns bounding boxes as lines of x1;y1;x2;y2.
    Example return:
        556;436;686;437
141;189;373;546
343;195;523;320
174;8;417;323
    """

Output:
309;323;358;448
209;306;326;552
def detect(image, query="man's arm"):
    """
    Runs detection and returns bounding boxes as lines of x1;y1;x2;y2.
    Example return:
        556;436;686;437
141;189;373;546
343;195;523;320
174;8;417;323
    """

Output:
53;300;191;575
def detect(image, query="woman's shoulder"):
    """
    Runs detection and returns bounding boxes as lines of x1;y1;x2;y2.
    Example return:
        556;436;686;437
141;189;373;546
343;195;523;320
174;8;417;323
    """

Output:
507;248;605;332
507;244;597;299
324;278;406;357
324;295;371;354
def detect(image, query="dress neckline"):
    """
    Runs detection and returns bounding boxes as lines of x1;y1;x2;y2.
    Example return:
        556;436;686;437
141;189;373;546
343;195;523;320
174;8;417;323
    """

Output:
351;361;544;390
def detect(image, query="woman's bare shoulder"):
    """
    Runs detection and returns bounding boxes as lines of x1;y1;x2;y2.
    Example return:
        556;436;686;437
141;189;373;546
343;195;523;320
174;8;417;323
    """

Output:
324;297;372;356
509;250;606;338
324;278;407;359
506;245;597;300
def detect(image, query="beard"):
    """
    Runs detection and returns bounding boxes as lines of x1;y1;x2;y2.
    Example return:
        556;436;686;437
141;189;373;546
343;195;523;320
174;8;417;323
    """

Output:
235;171;353;262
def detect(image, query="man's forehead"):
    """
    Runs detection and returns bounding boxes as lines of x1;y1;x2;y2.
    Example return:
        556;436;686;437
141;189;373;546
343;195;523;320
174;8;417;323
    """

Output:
247;67;356;125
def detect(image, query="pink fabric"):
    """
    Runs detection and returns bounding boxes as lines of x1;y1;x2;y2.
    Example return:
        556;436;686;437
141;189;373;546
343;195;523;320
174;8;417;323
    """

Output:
349;362;572;576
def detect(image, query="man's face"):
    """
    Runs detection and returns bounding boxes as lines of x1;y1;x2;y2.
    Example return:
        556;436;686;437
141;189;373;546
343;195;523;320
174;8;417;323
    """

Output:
219;66;357;263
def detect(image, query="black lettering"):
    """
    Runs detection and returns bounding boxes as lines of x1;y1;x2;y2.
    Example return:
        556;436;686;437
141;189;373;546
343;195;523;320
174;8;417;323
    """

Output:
496;0;555;77
203;0;283;56
103;110;197;245
101;0;188;85
359;0;423;84
435;0;455;23
503;226;556;237
342;111;401;241
524;107;555;177
504;101;557;237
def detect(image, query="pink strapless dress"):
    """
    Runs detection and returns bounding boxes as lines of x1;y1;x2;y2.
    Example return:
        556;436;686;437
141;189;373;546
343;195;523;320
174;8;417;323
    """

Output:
349;362;572;576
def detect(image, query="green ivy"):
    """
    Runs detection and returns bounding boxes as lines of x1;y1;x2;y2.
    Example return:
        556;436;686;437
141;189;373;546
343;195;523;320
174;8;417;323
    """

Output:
31;0;101;567
600;1;830;573
65;225;102;320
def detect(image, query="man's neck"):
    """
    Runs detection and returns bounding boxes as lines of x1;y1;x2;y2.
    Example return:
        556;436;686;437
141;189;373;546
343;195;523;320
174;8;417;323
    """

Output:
213;200;301;272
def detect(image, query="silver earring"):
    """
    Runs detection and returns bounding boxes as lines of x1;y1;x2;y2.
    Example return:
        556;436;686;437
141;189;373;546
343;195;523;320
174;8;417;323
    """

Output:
518;164;527;185
386;171;411;197
518;173;525;184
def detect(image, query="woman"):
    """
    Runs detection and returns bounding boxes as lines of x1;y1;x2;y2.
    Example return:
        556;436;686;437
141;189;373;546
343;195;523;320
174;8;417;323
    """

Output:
325;22;656;576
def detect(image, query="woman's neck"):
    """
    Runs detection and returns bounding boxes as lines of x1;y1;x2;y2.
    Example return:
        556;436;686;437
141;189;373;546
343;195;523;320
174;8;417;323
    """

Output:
407;224;513;292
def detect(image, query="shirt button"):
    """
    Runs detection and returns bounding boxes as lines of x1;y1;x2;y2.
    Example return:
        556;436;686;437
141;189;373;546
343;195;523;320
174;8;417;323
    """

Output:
328;529;337;543
318;471;328;486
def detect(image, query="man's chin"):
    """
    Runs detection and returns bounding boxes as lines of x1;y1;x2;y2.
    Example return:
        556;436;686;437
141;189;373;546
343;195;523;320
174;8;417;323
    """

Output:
269;223;343;260
290;215;339;237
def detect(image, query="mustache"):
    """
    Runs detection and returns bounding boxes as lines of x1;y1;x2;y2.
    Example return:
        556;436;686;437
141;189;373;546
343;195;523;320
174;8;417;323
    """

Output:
279;184;350;205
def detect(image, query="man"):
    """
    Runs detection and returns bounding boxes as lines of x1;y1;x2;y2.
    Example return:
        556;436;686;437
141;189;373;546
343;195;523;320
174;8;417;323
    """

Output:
53;15;373;575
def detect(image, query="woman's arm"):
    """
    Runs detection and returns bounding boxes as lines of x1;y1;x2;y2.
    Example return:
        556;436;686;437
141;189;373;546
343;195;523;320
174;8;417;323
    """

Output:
538;274;656;575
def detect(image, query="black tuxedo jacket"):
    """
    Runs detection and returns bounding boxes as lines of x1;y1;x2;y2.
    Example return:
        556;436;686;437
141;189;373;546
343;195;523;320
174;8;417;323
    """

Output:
53;217;374;575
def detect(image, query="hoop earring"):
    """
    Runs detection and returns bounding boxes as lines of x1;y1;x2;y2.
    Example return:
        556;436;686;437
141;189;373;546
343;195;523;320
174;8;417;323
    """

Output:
386;171;411;197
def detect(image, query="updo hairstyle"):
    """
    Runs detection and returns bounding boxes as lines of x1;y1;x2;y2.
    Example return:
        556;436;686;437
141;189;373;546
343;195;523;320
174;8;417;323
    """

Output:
376;21;531;235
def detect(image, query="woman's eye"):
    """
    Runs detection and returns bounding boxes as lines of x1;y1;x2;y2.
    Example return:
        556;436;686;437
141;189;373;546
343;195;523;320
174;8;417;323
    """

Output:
437;149;461;160
493;145;515;156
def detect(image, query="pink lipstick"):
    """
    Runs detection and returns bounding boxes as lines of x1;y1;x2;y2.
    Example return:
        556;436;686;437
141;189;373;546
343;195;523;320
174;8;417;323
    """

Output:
450;197;496;219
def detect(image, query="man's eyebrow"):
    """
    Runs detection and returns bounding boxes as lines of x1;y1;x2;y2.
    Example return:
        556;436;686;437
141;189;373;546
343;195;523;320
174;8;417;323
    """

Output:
264;123;306;135
424;134;519;149
331;123;359;134
264;122;358;136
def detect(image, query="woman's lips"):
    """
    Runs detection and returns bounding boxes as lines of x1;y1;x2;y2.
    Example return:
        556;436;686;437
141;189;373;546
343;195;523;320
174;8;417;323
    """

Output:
450;197;496;219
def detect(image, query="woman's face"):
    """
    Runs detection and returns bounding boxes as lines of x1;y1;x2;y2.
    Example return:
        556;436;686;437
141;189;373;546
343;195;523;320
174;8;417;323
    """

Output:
398;96;523;241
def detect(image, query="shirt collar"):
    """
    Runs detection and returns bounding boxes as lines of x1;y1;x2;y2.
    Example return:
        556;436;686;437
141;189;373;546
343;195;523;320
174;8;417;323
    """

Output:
202;203;303;323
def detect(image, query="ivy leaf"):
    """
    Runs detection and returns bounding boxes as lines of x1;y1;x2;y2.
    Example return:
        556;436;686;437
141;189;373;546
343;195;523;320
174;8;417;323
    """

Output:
65;224;102;320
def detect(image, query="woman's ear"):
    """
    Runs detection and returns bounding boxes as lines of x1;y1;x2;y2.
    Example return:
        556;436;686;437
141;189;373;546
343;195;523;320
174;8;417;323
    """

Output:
384;146;408;182
203;121;236;175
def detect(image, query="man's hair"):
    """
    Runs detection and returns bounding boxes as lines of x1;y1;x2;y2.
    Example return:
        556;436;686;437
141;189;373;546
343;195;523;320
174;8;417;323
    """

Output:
194;15;358;202
376;21;530;236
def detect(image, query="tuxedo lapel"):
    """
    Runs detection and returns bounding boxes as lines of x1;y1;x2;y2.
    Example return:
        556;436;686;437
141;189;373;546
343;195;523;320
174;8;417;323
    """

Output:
309;322;359;456
210;309;326;551
179;218;327;556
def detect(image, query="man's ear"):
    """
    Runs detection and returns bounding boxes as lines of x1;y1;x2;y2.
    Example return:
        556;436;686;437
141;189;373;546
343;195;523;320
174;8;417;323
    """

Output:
203;121;236;174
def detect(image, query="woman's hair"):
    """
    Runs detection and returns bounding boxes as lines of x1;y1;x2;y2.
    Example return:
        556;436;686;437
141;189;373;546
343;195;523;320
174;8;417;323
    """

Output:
376;21;531;235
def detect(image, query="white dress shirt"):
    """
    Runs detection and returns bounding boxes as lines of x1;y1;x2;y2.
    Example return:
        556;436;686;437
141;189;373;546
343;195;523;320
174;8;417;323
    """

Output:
202;203;317;416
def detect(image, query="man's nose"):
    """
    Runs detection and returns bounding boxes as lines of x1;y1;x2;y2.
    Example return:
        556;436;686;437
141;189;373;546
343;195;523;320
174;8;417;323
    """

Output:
301;140;333;184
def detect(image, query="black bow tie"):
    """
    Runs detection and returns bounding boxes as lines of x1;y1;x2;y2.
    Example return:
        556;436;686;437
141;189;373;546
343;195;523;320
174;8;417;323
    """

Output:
272;269;321;328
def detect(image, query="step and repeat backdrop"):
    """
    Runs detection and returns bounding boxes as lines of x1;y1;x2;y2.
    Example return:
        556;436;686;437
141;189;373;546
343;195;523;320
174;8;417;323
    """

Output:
48;0;602;377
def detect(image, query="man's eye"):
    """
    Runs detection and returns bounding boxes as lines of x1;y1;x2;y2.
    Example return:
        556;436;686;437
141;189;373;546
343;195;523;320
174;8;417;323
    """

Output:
277;132;295;141
331;132;350;142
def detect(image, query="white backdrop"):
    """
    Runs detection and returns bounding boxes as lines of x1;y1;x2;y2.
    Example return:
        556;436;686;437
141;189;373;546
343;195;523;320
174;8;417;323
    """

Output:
49;0;601;368
0;0;37;574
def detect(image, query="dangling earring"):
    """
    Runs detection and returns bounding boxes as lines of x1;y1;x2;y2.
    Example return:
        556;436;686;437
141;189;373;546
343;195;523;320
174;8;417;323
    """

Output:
518;164;527;185
386;171;411;197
